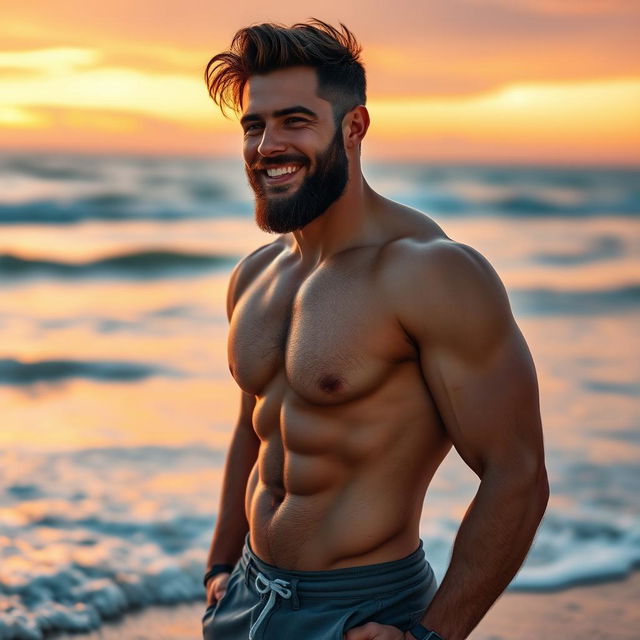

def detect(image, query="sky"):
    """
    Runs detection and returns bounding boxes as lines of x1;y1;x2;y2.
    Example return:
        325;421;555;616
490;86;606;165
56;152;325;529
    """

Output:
1;0;639;163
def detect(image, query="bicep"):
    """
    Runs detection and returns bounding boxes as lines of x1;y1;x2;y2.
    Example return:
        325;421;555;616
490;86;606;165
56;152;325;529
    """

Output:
397;240;544;478
421;323;543;478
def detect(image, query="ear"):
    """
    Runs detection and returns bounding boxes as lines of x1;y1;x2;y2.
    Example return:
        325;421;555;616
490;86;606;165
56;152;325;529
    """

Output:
342;105;370;150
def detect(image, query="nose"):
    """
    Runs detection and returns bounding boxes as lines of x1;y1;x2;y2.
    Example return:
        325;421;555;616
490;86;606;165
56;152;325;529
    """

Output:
257;125;286;157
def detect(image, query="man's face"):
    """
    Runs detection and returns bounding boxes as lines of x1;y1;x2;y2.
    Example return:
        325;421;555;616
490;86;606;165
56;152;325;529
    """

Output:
241;67;349;233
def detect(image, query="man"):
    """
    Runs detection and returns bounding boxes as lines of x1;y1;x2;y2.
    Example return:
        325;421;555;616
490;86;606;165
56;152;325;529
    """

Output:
202;19;548;640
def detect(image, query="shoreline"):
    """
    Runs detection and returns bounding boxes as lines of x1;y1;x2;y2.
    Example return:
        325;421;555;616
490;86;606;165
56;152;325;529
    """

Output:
53;571;640;639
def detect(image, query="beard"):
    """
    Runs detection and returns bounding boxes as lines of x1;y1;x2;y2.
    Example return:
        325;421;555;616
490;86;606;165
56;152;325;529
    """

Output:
245;127;349;234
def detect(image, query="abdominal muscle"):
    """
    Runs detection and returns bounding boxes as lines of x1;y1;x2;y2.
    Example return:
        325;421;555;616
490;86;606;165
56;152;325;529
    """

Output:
244;390;449;570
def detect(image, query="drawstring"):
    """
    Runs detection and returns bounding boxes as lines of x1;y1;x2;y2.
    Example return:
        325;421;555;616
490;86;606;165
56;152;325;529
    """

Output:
248;572;292;640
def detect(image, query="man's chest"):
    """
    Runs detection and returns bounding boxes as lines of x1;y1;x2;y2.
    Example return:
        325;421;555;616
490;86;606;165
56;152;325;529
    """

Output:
228;258;413;404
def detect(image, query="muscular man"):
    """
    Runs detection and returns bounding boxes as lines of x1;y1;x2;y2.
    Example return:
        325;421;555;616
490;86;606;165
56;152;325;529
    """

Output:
202;19;548;640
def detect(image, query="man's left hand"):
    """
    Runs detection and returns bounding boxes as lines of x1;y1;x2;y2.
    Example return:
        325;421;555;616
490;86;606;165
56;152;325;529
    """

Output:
344;621;409;639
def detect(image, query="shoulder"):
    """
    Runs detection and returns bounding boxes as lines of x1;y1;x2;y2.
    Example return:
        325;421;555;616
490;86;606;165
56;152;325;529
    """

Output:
226;236;288;320
378;219;500;292
389;236;506;295
380;235;514;359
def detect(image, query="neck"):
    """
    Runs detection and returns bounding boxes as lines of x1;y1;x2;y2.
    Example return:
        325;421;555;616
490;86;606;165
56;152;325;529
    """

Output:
290;164;383;266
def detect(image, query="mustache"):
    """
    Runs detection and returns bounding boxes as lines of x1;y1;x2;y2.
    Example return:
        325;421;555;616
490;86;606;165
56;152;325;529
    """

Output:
249;155;309;171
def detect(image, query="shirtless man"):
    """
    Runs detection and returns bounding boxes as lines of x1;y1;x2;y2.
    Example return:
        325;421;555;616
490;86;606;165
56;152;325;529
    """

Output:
202;19;548;640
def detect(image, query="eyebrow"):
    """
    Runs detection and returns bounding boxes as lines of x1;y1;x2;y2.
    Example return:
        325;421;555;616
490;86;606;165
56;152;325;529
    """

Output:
240;105;318;127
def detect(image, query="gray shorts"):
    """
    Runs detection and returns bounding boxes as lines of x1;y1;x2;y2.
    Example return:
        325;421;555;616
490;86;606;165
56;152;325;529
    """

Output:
202;535;437;640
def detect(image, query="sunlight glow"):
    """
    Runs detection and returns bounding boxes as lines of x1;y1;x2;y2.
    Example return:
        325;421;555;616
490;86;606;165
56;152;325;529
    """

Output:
0;105;45;127
369;78;640;141
0;47;100;72
0;50;213;124
0;42;638;161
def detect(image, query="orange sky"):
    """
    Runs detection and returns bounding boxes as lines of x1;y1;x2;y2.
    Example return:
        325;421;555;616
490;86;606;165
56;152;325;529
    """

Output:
1;0;639;163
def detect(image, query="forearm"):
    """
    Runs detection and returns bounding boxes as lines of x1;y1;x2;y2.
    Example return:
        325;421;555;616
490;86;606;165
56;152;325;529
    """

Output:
419;465;549;640
206;415;260;569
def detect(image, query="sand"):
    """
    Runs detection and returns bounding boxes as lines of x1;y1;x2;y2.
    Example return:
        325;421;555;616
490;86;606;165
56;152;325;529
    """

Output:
55;572;640;639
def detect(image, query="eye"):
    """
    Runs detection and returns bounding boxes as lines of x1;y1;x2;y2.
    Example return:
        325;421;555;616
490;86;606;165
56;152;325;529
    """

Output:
285;117;307;125
243;123;263;135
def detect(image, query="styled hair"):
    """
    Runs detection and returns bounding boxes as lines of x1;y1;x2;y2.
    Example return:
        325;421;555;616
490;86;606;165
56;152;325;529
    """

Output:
204;19;366;124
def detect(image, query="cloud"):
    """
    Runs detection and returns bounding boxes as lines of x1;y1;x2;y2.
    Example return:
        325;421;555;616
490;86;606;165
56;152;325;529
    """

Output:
0;104;233;155
468;0;639;15
365;77;640;163
0;48;100;72
369;77;640;139
0;47;220;126
2;68;638;164
2;2;639;101
1;1;639;162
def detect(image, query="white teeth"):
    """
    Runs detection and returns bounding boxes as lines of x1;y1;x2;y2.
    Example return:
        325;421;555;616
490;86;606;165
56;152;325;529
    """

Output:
266;165;299;177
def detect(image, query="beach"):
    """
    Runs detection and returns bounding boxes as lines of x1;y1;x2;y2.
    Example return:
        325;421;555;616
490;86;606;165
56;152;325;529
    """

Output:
476;573;640;639
1;153;638;639
54;572;640;639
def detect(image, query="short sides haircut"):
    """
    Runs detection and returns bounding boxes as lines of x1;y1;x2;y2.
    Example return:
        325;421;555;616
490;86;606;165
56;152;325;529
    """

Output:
204;18;366;124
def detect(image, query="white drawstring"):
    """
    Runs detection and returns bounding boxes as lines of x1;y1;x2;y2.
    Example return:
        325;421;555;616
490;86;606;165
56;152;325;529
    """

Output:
248;572;292;639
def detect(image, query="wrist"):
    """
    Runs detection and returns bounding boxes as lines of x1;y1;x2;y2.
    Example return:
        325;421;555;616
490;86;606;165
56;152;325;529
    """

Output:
406;623;445;640
203;563;234;587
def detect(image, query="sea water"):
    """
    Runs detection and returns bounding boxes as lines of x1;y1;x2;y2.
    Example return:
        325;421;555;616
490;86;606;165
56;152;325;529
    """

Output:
0;153;638;638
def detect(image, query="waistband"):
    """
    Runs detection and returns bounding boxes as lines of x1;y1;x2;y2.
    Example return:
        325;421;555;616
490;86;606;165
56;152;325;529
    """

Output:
239;534;432;599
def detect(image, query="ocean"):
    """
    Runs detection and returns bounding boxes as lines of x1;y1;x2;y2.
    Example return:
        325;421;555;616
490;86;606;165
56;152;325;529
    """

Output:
0;152;638;639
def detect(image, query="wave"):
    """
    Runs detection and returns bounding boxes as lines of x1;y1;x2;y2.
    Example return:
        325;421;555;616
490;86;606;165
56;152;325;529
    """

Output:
412;192;640;218
3;155;100;181
0;358;180;386
2;154;640;225
0;447;638;638
0;153;249;225
365;164;640;218
509;511;640;591
531;235;625;265
510;284;640;315
0;305;222;340
0;250;237;281
5;187;637;224
581;379;640;397
491;196;639;217
0;199;245;225
0;445;218;637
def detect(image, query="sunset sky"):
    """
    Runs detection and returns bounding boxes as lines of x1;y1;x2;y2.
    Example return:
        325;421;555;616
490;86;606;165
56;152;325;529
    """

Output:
1;0;639;163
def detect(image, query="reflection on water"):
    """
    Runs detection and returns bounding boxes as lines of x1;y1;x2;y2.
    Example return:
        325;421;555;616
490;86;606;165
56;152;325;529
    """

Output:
0;153;638;637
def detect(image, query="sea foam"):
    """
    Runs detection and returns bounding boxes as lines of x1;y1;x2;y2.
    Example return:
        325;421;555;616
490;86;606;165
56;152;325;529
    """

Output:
1;447;639;639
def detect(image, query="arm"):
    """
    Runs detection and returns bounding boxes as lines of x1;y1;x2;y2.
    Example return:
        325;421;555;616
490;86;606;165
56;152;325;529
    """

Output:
204;389;258;602
403;240;549;639
204;249;266;603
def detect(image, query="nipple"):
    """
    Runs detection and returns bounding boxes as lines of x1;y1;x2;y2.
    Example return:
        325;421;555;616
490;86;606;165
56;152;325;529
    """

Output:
318;374;343;393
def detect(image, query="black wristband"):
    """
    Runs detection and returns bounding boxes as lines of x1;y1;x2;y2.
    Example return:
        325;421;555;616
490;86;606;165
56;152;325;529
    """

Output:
203;564;234;588
408;624;445;640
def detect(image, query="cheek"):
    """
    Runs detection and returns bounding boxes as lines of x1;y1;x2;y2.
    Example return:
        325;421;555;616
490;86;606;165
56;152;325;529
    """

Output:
242;145;253;163
298;130;326;151
243;137;261;159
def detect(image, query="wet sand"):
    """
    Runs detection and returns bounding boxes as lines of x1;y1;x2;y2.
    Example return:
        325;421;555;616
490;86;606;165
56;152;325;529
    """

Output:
56;572;640;639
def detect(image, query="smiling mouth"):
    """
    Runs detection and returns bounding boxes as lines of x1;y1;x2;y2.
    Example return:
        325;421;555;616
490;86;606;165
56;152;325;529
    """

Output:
261;164;304;185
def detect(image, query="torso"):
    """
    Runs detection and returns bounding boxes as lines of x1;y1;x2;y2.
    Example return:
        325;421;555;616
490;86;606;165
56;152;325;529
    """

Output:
228;204;453;569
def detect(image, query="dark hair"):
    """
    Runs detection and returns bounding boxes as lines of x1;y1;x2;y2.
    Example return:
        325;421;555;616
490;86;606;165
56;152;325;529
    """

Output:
204;18;366;124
